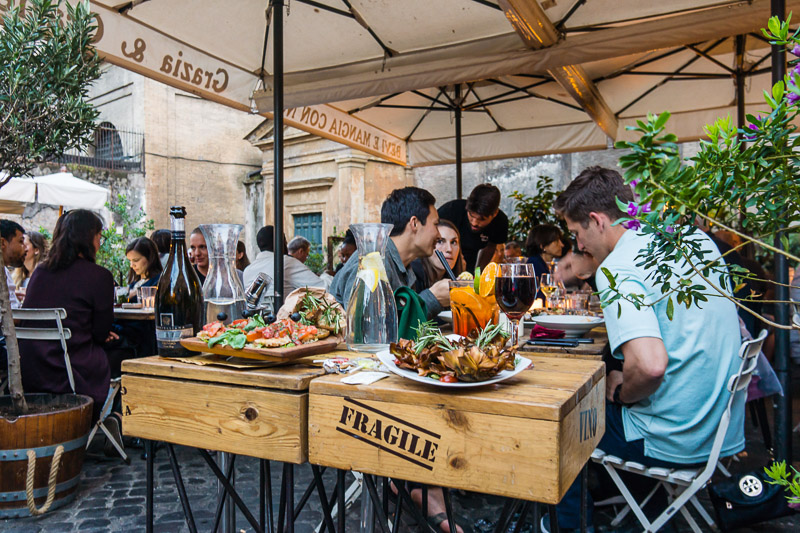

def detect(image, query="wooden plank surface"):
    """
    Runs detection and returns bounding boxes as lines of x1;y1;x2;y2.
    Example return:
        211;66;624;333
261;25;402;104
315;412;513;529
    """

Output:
122;374;308;463
181;335;342;362
113;307;155;320
310;356;604;421
308;378;605;504
122;356;325;391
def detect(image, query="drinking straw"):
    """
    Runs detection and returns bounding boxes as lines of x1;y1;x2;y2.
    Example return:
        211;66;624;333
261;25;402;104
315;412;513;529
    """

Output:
435;250;457;281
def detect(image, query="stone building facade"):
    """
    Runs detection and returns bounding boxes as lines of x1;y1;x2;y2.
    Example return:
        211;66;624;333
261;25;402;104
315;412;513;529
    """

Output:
5;64;263;253
247;122;413;254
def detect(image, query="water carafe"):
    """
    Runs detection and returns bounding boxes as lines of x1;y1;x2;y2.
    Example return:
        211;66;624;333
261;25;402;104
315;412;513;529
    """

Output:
200;224;246;323
346;223;398;352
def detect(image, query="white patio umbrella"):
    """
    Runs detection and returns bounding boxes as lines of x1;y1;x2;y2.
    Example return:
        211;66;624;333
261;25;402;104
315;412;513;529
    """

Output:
0;172;110;214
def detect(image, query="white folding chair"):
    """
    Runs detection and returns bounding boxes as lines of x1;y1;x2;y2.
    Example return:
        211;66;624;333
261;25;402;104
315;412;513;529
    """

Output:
591;329;767;533
12;308;128;462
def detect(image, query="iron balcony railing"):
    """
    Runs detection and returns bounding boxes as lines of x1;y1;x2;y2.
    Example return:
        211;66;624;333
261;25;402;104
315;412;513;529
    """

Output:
57;125;144;172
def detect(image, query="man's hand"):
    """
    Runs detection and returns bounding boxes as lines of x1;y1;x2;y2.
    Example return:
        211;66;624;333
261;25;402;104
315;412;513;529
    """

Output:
606;370;624;402
105;331;119;343
429;279;451;306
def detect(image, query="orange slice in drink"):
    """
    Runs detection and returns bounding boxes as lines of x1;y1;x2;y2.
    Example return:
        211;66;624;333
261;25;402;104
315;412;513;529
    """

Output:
479;262;499;298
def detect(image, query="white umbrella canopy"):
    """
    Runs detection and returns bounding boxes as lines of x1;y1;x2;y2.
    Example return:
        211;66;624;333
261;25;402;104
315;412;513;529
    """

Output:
0;172;110;213
81;0;791;165
325;33;773;166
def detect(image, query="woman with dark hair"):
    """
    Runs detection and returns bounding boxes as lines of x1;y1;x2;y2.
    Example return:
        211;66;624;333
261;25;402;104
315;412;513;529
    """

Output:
411;219;466;293
126;236;162;297
525;224;565;278
12;230;48;301
150;228;171;266
106;237;162;384
19;210;114;423
236;240;250;271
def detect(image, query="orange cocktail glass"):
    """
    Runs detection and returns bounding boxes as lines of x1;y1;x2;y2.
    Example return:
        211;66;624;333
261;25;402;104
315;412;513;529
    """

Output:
449;280;500;337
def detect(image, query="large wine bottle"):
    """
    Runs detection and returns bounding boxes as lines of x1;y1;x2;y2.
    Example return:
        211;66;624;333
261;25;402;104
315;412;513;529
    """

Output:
155;206;204;357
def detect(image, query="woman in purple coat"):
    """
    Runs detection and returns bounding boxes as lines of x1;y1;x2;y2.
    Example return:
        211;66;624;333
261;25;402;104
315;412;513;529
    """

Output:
20;210;114;421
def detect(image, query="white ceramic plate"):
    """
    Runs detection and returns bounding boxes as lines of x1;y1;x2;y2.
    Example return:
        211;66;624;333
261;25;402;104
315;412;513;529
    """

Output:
375;342;531;388
437;310;453;324
529;315;604;338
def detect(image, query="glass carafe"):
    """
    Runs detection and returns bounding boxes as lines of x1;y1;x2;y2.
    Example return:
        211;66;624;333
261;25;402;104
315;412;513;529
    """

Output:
346;223;398;352
200;224;245;324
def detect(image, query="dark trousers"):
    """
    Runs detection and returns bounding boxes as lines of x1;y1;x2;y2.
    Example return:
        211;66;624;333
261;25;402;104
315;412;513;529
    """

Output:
556;403;692;529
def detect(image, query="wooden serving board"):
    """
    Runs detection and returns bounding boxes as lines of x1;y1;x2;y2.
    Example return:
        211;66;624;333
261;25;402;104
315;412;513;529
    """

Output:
180;335;342;362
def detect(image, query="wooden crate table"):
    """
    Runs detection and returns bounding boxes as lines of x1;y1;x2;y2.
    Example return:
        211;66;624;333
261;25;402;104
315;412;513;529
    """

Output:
308;355;605;506
121;356;325;463
521;329;609;360
121;355;332;533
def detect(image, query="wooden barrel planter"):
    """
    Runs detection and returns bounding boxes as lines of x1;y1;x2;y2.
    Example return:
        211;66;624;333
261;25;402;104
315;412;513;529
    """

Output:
0;393;93;518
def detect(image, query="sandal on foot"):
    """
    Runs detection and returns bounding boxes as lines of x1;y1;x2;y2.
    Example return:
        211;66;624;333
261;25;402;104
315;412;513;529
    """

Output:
427;512;471;533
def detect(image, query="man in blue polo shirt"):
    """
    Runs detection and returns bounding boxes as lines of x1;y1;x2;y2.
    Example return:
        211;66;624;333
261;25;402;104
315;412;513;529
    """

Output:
547;167;743;532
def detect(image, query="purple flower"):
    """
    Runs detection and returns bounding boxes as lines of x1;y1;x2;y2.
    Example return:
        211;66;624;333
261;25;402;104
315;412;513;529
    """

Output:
666;225;675;234
640;202;652;214
623;220;641;231
793;63;800;76
627;202;639;217
792;44;800;56
630;179;639;187
788;92;800;105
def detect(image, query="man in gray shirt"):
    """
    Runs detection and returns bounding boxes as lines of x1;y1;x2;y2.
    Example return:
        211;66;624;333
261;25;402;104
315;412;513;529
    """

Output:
330;187;450;319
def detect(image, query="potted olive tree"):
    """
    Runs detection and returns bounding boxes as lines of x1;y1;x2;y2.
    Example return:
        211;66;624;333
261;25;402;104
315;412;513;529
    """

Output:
0;0;101;517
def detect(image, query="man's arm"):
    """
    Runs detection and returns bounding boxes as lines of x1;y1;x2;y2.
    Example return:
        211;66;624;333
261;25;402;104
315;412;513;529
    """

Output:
607;336;668;403
475;243;497;270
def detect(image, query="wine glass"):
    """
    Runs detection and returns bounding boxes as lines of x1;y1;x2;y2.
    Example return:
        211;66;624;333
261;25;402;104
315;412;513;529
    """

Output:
495;263;537;347
540;273;558;309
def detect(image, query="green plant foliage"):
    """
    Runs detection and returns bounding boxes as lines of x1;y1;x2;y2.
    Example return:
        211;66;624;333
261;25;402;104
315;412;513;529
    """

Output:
765;461;800;504
97;194;155;285
0;0;101;182
305;249;326;275
507;176;569;245
598;15;800;330
36;225;52;241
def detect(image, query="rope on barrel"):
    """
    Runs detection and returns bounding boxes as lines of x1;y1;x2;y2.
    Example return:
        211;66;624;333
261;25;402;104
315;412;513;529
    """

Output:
25;445;64;515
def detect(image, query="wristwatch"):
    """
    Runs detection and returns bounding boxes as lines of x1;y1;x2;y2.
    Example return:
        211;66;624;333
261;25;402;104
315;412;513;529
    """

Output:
613;384;633;407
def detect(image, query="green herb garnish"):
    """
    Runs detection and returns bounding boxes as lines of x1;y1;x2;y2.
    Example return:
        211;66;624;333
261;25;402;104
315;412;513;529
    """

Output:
474;322;509;349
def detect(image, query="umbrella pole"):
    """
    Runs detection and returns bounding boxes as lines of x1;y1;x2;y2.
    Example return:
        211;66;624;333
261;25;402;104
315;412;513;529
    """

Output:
58;205;63;217
273;0;285;311
455;84;463;200
771;0;792;464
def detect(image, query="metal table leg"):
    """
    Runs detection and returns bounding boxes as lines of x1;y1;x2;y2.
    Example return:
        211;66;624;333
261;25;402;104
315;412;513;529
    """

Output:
145;440;154;533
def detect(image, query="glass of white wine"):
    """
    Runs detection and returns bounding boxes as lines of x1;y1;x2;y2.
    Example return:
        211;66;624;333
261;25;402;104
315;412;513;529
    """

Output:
540;273;558;309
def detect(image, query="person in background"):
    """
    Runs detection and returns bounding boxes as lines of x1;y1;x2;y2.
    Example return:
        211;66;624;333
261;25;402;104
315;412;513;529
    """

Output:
19;210;115;426
438;184;509;271
12;230;47;303
189;227;209;284
243;225;327;303
150;229;171;266
107;237;162;379
525;224;565;279
288;236;311;264
330;187;449;319
335;230;357;273
1;220;26;309
0;219;26;386
236;241;250;271
554;247;599;291
411;219;466;293
504;241;525;262
125;237;163;298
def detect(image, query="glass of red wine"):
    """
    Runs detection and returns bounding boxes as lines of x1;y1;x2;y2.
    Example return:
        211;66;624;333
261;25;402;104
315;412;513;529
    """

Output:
495;263;537;347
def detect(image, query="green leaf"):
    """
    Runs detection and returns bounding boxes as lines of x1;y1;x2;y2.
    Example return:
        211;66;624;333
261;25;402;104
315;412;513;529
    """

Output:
773;81;786;103
666;297;674;320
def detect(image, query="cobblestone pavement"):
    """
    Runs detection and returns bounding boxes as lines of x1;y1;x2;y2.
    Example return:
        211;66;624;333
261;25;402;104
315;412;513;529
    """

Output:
3;403;800;533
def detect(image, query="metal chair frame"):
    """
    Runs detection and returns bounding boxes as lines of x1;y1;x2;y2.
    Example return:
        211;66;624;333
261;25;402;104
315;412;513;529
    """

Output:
11;308;127;462
591;329;767;533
